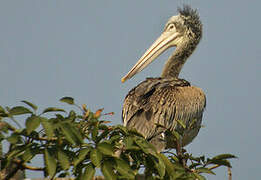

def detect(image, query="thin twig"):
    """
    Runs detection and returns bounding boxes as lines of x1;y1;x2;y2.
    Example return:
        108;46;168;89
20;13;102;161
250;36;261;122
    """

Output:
228;167;232;180
6;123;59;141
28;136;58;141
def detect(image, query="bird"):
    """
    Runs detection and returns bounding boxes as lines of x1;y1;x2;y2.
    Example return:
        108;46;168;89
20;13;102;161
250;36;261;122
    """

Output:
121;5;206;154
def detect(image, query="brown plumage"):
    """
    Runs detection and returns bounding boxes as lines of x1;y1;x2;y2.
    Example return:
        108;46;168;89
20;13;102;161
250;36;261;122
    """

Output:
122;5;206;152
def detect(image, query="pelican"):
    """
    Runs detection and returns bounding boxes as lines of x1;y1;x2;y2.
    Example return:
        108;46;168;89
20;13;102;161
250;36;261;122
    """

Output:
121;5;206;153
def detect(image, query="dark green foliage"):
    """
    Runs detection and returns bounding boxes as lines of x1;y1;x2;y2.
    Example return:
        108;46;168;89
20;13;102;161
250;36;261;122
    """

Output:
44;149;57;178
9;106;33;116
0;98;236;179
60;97;75;105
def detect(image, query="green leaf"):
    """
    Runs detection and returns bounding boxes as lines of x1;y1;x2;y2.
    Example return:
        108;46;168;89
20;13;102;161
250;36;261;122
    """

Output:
172;171;187;179
123;136;134;149
6;133;21;144
207;159;232;168
7;145;34;166
74;148;90;166
0;106;5;113
134;137;155;155
115;159;135;179
158;154;177;179
125;145;140;151
212;154;237;160
114;125;128;135
40;118;54;139
60;97;75;105
55;114;65;120
152;155;165;178
96;129;110;142
68;110;76;120
42;107;66;114
128;128;144;137
91;123;98;141
196;167;215;175
69;125;84;144
97;142;114;156
60;126;76;145
98;124;109;130
21;100;38;111
101;161;117;180
193;173;207;180
171;155;179;162
122;137;138;151
177;120;186;129
172;130;181;140
90;149;102;167
82;163;95;180
44;149;57;178
108;135;121;143
9;106;32;115
189;163;201;169
170;162;185;171
21;148;35;162
60;123;83;145
58;150;70;170
0;111;8;118
7;147;24;160
25;115;41;134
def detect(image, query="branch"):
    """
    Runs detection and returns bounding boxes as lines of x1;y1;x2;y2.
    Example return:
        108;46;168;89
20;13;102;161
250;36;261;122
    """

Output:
26;136;58;141
2;164;21;180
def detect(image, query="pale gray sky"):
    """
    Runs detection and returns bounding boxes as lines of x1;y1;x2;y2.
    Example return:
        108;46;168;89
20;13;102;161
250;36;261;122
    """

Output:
0;0;260;179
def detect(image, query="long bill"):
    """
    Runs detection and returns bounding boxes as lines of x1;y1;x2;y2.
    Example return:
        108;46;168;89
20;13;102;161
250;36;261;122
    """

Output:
121;32;179;83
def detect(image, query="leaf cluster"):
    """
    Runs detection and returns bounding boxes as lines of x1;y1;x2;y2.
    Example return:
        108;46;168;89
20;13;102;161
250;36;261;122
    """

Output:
0;97;236;179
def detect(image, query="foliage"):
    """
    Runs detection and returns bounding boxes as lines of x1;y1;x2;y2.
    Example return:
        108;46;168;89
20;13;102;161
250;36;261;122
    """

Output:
0;97;236;179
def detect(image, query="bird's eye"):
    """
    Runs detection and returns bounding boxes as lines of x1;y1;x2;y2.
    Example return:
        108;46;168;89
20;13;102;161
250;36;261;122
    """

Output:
168;24;175;31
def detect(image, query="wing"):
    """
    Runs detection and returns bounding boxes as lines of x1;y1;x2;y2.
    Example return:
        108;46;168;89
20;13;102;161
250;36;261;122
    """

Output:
122;78;206;145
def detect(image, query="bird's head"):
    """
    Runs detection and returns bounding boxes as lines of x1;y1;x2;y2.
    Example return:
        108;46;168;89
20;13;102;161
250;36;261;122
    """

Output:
122;5;202;83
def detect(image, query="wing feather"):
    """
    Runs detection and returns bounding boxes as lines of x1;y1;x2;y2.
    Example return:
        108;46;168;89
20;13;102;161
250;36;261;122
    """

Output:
122;78;206;148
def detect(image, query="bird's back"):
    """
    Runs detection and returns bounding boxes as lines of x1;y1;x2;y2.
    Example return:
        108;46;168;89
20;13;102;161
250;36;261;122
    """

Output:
122;77;206;152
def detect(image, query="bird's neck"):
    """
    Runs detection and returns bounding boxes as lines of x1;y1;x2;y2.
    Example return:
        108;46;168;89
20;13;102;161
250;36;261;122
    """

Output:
161;42;195;79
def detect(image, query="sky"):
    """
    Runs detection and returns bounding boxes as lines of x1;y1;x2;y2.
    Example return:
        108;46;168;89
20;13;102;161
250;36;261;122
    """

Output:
0;0;260;179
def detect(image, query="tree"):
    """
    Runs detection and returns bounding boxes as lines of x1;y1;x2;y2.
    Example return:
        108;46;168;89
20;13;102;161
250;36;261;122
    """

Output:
0;97;236;180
